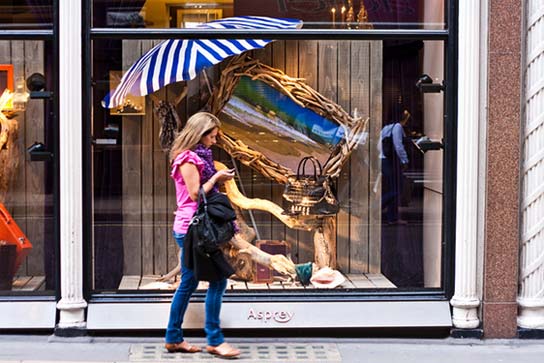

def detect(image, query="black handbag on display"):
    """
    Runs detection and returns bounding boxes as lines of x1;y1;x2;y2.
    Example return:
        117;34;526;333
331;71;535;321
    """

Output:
184;188;236;281
282;156;339;216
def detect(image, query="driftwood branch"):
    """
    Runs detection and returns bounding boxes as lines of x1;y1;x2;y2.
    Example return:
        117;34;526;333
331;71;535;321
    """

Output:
215;161;318;231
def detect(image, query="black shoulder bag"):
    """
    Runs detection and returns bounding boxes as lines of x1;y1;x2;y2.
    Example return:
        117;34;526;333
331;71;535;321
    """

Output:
184;188;235;281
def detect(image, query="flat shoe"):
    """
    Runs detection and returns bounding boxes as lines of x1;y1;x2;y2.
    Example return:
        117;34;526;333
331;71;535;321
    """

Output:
165;341;202;353
206;342;241;359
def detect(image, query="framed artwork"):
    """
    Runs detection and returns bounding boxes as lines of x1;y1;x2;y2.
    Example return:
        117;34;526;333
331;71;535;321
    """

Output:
109;70;145;116
0;64;14;110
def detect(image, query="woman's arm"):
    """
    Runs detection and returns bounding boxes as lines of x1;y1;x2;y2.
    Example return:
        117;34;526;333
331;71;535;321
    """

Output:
180;163;234;201
180;163;203;201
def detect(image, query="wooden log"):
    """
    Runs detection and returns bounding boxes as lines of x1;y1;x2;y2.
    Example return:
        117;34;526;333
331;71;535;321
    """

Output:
313;225;329;269
233;205;256;243
221;244;253;281
323;216;337;269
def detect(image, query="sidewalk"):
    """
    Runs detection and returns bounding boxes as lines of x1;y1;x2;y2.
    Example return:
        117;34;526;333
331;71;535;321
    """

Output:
1;335;544;363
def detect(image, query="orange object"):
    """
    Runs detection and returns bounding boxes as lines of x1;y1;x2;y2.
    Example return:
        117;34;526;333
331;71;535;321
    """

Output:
0;203;32;274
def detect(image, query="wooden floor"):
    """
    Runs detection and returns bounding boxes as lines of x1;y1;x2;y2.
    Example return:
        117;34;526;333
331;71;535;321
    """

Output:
10;276;46;291
119;273;396;291
8;274;395;291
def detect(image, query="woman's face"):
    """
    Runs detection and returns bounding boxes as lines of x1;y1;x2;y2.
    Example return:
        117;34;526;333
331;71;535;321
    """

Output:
200;127;218;148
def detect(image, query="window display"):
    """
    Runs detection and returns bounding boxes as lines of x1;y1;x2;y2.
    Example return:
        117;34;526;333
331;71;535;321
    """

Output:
92;35;445;293
0;40;56;294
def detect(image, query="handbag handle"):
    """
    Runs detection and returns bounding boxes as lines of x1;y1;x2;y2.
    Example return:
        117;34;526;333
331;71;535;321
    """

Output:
296;156;322;180
197;187;208;212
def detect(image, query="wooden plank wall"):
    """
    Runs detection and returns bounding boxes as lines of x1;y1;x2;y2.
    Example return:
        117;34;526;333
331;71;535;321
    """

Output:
0;40;46;276
121;40;382;276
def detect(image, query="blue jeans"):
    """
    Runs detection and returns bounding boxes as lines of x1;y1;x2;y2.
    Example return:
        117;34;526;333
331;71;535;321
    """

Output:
165;232;228;346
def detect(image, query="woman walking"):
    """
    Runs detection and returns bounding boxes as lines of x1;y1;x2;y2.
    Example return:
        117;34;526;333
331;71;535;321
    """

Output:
164;112;240;359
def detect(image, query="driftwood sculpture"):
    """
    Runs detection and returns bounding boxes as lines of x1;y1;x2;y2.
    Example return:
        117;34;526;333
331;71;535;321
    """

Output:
210;56;368;273
156;56;368;283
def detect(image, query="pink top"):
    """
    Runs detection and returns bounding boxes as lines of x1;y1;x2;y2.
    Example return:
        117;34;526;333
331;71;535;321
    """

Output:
171;150;205;234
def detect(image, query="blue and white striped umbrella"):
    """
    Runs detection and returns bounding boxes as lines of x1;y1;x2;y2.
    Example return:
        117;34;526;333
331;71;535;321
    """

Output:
102;16;302;109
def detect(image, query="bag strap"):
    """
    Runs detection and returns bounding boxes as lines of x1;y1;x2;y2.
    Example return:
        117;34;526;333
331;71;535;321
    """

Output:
198;187;208;212
312;157;323;175
296;156;323;180
296;156;312;177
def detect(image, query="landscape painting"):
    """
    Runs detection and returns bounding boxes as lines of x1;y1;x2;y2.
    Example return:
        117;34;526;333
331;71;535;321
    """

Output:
219;76;344;172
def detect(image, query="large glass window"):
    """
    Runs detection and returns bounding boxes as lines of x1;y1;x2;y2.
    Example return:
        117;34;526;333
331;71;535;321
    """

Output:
90;36;446;292
0;1;53;30
0;40;56;295
92;0;446;30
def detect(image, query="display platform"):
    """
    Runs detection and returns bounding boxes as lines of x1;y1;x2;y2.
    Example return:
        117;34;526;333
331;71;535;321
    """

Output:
117;273;396;291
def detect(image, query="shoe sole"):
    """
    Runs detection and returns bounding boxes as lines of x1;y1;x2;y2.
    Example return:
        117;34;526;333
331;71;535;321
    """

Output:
206;348;240;359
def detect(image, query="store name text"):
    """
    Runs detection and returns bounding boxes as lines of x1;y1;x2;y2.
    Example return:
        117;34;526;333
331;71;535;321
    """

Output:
247;308;294;323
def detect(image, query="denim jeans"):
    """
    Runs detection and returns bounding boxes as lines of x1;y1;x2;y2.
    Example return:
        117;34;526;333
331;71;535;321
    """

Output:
165;232;228;346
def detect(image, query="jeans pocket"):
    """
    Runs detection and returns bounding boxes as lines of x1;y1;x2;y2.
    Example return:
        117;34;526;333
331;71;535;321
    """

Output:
172;231;185;248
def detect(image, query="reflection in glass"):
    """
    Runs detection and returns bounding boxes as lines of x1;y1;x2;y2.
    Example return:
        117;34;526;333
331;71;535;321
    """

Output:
379;39;444;288
0;1;53;30
219;76;343;172
93;0;446;30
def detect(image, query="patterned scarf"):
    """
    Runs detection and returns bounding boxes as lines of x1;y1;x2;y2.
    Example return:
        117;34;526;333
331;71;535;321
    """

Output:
193;143;218;193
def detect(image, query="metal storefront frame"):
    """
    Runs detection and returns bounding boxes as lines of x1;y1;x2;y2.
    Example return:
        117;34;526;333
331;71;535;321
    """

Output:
83;1;458;331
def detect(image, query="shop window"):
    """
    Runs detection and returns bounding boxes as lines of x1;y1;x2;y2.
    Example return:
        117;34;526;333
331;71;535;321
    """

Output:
0;40;56;295
92;0;446;30
0;1;53;30
90;37;445;293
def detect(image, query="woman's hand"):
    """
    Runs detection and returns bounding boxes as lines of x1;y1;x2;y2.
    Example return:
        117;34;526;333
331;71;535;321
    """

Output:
200;168;235;195
212;169;235;184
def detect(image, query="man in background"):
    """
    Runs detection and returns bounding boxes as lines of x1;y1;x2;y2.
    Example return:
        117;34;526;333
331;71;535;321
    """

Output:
380;109;410;224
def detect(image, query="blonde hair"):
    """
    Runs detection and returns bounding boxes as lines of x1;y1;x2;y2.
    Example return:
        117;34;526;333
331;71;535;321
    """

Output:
169;112;221;162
